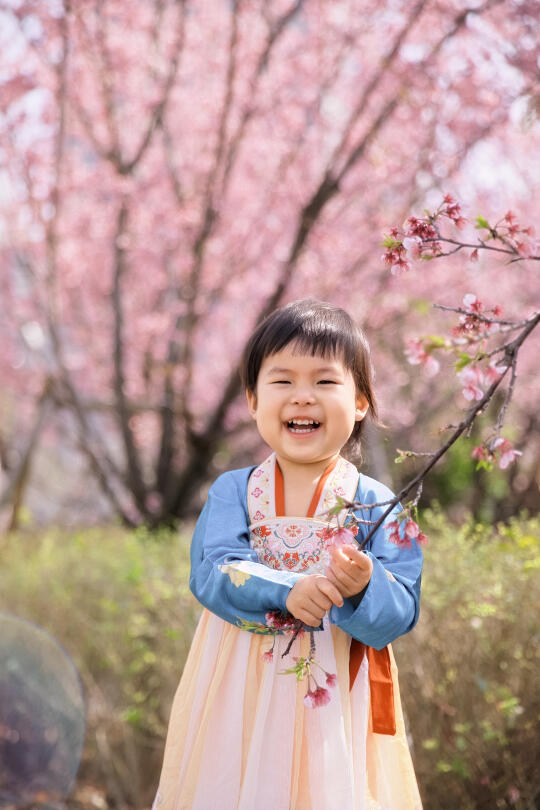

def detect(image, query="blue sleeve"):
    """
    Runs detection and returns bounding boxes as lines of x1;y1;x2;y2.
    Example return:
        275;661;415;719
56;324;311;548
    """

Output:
189;469;304;630
329;476;423;649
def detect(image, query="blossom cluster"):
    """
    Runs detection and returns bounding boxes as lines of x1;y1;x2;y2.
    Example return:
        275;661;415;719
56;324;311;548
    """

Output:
264;610;300;633
493;210;537;258
303;672;337;708
472;438;522;470
453;294;503;338
386;515;428;549
382;194;463;275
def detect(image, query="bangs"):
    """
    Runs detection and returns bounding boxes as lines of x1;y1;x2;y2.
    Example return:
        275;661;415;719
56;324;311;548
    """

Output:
241;299;371;393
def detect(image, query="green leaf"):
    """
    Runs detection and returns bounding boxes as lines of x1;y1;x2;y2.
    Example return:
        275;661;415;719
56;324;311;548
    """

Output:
327;495;345;517
455;353;472;371
381;235;401;248
425;335;448;349
475;215;490;230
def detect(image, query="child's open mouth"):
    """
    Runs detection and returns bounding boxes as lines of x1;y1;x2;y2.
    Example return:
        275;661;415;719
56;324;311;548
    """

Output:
286;419;321;434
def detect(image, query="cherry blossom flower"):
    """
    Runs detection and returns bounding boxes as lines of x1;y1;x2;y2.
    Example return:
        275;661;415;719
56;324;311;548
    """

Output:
386;517;427;548
265;611;298;632
491;438;522;469
471;445;488;462
391;258;411;276
405;339;440;376
483;360;506;384
262;649;274;663
304;686;331;708
516;240;535;258
458;366;484;401
470;248;479;262
326;673;337;688
402;236;422;260
386;519;402;545
330;526;356;547
462;293;483;314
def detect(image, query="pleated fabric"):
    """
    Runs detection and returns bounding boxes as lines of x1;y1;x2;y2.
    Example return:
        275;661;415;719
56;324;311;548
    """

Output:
152;609;422;810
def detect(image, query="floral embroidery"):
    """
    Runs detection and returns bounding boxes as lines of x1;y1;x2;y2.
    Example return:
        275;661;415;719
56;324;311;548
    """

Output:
284;524;301;538
282;552;300;569
252;524;271;538
252;510;265;521
251;487;263;498
218;563;251;587
253;468;263;477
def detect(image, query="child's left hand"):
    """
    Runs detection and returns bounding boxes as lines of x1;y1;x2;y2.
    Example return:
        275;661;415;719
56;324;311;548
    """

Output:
325;544;373;599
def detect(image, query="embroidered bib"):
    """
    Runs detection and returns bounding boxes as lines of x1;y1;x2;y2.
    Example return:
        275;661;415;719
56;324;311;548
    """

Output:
247;451;397;735
247;452;359;572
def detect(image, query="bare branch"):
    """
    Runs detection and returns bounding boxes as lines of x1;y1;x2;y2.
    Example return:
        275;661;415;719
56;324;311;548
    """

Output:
111;200;149;517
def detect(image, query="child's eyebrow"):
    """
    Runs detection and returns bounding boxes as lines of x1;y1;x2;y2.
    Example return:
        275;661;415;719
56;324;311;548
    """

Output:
265;365;342;375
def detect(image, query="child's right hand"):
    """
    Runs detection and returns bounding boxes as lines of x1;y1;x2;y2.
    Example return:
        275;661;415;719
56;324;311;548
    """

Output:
285;575;344;627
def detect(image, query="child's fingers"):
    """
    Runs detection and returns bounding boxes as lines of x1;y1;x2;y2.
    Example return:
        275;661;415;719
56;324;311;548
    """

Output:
293;607;325;627
326;561;359;593
314;576;344;608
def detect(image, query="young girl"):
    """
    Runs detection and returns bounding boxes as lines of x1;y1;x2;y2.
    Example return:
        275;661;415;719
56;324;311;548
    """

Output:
153;299;423;810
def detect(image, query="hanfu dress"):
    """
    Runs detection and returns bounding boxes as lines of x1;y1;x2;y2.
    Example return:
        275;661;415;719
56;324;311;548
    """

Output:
152;453;423;810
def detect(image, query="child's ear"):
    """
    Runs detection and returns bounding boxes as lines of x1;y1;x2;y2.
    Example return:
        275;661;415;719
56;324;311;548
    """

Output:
246;389;258;419
355;394;369;422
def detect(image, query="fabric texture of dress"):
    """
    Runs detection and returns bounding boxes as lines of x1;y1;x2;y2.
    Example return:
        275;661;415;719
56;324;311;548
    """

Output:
152;453;423;810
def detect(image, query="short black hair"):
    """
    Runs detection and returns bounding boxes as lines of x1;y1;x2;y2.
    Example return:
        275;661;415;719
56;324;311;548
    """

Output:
241;299;378;455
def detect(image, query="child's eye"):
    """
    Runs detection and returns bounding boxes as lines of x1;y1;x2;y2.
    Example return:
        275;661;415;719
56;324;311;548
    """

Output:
318;379;337;385
271;380;291;384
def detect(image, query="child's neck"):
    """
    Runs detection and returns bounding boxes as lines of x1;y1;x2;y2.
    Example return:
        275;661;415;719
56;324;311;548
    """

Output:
276;453;340;517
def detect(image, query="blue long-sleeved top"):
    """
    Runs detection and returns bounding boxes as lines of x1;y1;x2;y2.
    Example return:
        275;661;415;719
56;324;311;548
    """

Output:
189;465;422;650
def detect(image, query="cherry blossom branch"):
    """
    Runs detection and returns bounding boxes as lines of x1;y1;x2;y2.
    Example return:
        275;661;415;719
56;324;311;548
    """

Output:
334;310;539;549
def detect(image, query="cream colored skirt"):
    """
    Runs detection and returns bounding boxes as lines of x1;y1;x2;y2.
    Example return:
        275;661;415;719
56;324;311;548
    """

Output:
152;609;422;810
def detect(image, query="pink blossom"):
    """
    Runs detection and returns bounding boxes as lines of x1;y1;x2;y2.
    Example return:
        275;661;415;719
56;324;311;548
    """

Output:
326;673;337;688
390;259;410;276
463;293;483;314
404;216;438;242
504;210;517;224
262;649;274;663
331;527;356;548
386;519;411;548
471;445;488;461
265;611;297;632
386;519;402;546
402;236;422;260
516;240;535;258
470;248;479;262
303;691;316;708
303;686;331;708
416;531;428;546
483;360;506;384
492;438;522;469
405;339;440;376
458;366;484;401
404;518;420;539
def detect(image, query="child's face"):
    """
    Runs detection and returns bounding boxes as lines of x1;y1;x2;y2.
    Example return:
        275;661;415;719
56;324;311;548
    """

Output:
246;343;368;469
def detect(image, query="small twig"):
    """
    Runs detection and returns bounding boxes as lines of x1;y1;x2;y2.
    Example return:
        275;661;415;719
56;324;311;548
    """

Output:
281;621;303;658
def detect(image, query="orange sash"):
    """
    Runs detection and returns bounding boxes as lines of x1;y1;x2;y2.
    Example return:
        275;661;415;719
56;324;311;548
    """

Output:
349;640;396;735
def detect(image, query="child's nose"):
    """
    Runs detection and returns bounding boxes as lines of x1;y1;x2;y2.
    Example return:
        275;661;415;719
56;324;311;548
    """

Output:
291;387;316;405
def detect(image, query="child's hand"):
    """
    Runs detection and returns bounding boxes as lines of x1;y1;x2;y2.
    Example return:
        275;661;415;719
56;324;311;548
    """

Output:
325;544;373;599
285;575;344;627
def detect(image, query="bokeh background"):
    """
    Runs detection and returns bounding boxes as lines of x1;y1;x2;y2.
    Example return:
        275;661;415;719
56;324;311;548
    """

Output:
1;1;539;807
